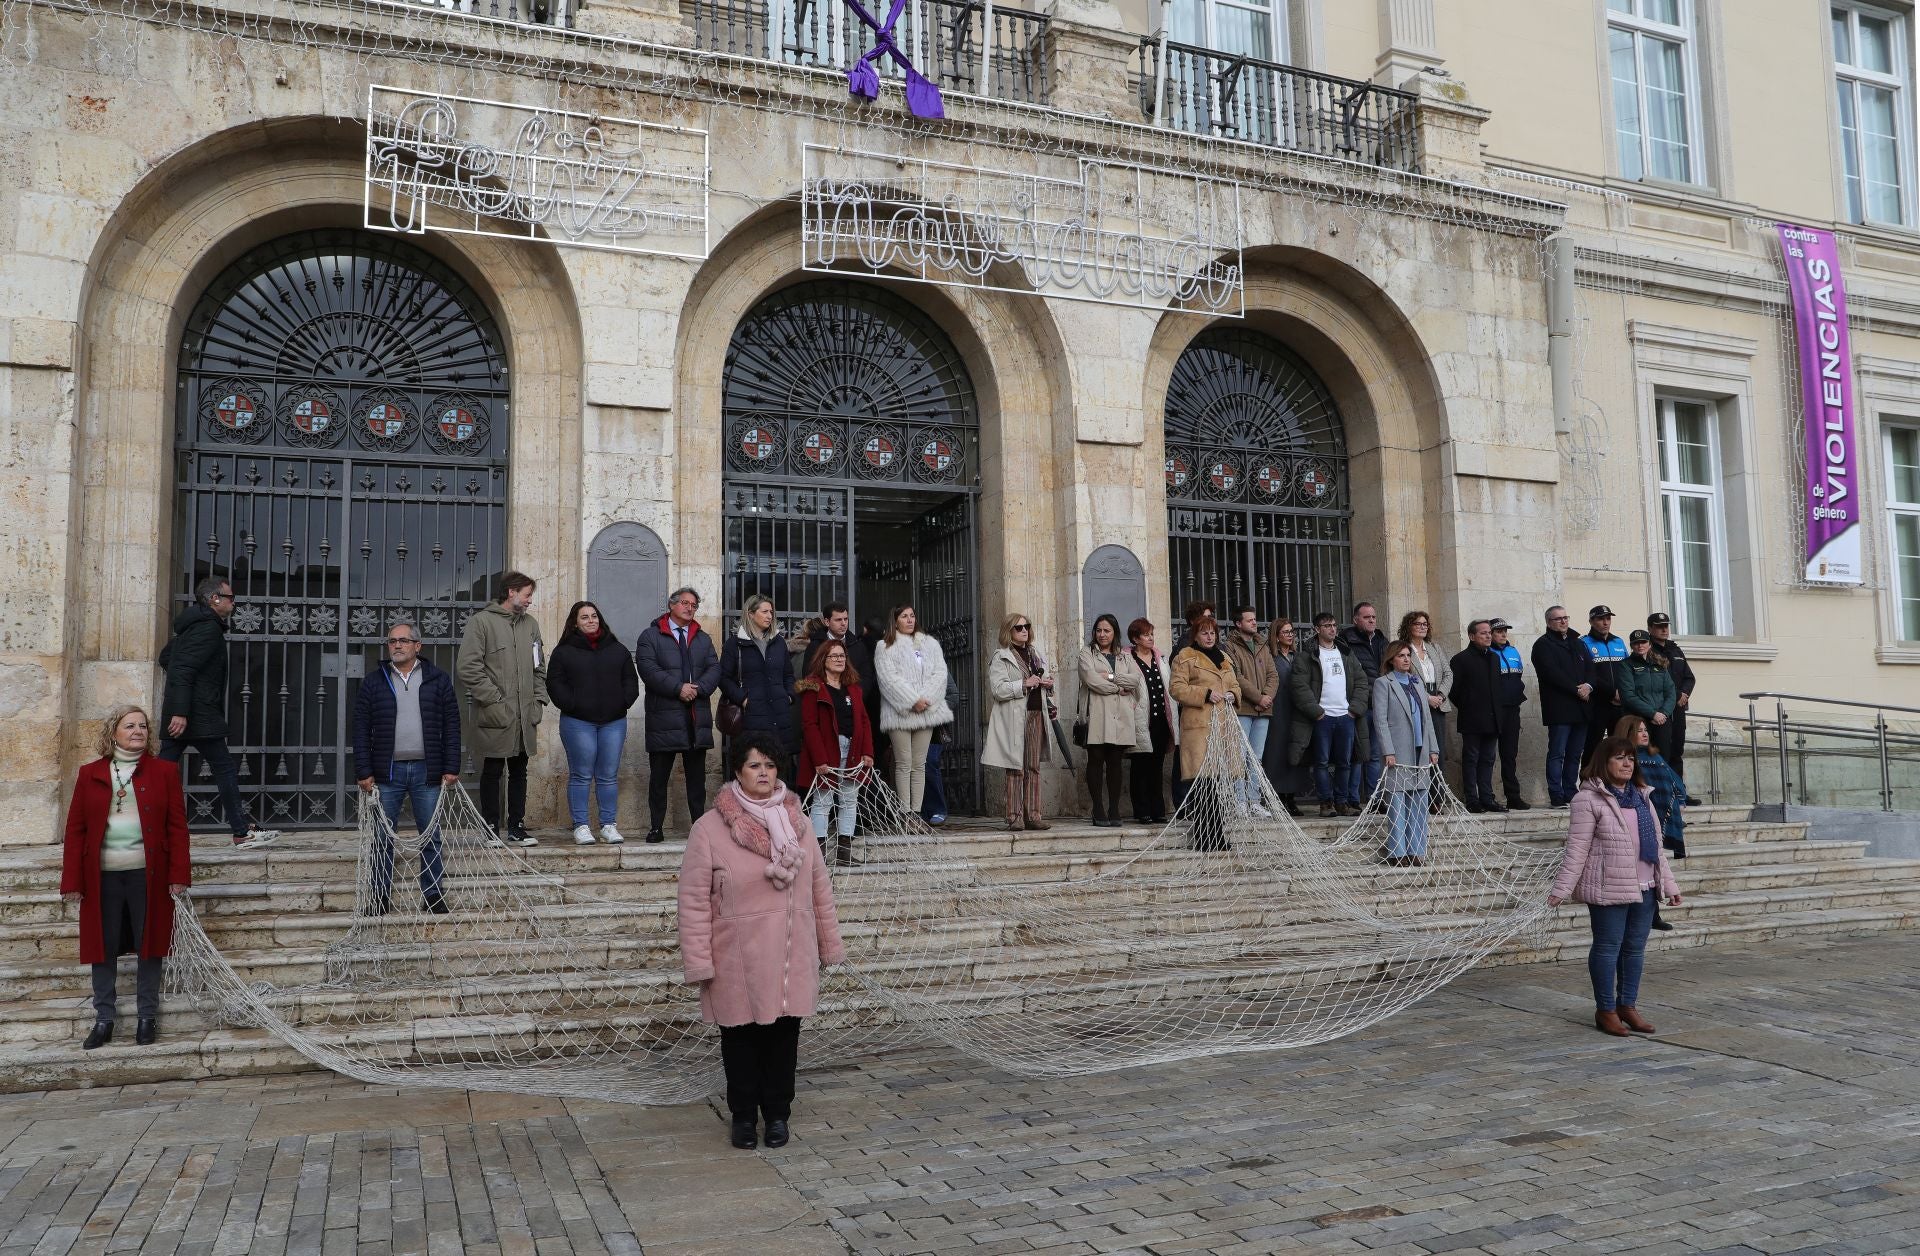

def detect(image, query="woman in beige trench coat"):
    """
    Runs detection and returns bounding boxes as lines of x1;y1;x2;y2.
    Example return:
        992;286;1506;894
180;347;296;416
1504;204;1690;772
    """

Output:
1075;613;1148;827
1167;616;1243;850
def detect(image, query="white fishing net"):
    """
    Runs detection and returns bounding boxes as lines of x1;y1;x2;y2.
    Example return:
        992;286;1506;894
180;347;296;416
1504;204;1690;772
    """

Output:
166;704;1560;1103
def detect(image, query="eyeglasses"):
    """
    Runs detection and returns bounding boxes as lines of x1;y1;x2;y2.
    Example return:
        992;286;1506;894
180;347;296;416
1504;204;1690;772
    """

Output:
1548;615;1569;623
386;636;419;645
211;592;234;602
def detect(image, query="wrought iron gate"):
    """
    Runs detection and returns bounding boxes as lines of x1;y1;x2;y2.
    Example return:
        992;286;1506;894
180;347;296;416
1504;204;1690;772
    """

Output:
173;229;509;829
720;279;982;813
1165;328;1351;630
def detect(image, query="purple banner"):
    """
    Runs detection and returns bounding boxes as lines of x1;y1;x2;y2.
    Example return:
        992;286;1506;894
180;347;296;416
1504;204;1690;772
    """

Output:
1777;223;1864;584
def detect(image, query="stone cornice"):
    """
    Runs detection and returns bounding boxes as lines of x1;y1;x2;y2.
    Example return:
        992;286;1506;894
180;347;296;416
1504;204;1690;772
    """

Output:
15;0;1566;240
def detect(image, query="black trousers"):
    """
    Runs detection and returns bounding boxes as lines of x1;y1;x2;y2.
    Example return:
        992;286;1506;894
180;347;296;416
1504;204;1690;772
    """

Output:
1461;732;1499;806
478;754;529;830
1665;707;1688;782
719;1016;802;1123
648;749;708;833
92;868;161;1022
1128;749;1168;821
1585;702;1623;766
1085;745;1125;821
158;735;251;836
1497;707;1524;802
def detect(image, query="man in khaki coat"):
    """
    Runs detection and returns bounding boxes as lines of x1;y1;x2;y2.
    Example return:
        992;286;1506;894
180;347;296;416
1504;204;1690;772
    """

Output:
1224;606;1280;817
457;571;549;845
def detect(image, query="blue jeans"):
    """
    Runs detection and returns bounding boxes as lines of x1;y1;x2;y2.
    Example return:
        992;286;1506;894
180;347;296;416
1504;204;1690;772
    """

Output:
1586;889;1657;1010
1546;723;1584;804
159;735;251;837
1235;716;1270;805
374;760;444;905
1385;783;1430;857
1352;733;1383;806
1311;714;1354;805
810;734;862;838
559;715;626;828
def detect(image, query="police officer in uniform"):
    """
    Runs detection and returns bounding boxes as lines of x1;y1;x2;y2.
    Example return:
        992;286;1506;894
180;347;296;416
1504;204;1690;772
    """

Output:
1581;605;1628;764
1646;612;1700;804
1489;619;1531;810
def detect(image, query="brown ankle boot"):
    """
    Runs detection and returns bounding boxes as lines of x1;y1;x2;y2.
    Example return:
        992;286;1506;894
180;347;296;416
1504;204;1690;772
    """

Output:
1617;1006;1655;1034
1024;817;1051;831
1594;1009;1630;1037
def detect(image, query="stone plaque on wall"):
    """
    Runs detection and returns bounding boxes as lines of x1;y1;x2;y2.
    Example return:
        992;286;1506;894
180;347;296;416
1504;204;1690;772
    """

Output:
587;523;668;643
1081;545;1146;637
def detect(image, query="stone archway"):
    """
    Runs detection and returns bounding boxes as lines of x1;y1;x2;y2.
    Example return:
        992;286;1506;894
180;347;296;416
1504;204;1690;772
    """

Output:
62;121;585;809
1145;251;1448;630
673;208;1073;805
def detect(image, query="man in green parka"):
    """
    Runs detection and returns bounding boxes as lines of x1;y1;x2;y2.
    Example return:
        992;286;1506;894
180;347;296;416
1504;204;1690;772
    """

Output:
457;571;549;845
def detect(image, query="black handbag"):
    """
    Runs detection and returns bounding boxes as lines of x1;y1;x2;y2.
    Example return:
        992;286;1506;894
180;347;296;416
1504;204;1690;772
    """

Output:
1071;717;1088;747
715;643;746;736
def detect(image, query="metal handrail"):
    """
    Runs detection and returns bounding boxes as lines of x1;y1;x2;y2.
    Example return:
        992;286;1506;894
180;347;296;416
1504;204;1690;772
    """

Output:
1135;37;1421;173
1683;697;1920;814
1737;690;1920;718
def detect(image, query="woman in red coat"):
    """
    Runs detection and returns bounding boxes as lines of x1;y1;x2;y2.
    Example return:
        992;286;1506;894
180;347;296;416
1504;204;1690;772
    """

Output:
796;640;876;866
60;705;191;1049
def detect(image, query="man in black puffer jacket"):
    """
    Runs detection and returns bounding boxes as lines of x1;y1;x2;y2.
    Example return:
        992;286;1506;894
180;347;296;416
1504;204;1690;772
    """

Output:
1531;605;1595;809
1448;619;1504;814
158;575;261;846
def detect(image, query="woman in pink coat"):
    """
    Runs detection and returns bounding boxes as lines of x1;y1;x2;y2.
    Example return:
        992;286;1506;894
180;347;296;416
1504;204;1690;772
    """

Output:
1548;735;1683;1038
678;731;846;1151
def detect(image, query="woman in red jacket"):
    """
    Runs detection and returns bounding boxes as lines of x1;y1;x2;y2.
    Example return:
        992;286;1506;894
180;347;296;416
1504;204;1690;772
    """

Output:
796;640;876;865
60;705;192;1049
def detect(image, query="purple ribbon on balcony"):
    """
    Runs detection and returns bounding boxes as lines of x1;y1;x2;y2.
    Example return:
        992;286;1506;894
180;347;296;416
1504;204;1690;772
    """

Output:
842;0;946;120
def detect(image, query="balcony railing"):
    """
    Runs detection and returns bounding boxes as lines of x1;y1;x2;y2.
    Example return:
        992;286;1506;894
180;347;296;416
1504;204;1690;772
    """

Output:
691;0;1051;105
415;0;576;29
1138;38;1419;173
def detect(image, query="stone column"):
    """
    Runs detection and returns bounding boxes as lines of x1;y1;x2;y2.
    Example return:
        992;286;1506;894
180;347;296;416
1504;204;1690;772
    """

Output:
1375;0;1441;87
1405;73;1488;183
1039;0;1144;119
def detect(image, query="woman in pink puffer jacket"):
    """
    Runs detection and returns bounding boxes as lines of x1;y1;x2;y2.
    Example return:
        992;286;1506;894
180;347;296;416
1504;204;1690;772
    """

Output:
1548;735;1683;1038
678;731;846;1152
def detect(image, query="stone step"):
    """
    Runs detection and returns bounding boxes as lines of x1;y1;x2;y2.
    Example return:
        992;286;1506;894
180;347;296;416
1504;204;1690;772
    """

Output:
2;899;1911;1093
1;843;1894;962
6;866;1916;1008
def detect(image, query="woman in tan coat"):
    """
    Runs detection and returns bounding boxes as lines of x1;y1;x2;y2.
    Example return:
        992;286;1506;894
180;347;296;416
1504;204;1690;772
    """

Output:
1076;613;1147;827
1168;616;1243;850
981;613;1055;830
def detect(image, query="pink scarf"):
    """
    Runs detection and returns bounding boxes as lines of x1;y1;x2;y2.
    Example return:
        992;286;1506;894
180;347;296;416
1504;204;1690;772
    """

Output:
718;781;807;889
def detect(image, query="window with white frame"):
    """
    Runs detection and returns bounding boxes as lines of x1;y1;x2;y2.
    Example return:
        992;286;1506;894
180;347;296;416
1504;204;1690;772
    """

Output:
1607;0;1700;184
1168;0;1286;61
1833;2;1913;226
1889;425;1920;639
1655;397;1730;635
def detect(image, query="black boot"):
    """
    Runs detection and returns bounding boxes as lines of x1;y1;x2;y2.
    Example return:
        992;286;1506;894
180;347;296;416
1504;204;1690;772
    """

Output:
136;1018;157;1046
83;1021;113;1050
730;1116;757;1149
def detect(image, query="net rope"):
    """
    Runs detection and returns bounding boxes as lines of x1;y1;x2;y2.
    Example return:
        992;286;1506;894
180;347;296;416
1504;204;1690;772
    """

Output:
166;704;1560;1103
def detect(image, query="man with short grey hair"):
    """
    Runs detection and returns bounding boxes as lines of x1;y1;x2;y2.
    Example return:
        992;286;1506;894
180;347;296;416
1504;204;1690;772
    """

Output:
158;575;269;847
354;620;462;914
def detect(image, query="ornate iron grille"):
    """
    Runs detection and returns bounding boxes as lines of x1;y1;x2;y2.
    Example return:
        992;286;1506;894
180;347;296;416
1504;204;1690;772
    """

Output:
721;280;982;813
1165;328;1351;630
173;229;509;829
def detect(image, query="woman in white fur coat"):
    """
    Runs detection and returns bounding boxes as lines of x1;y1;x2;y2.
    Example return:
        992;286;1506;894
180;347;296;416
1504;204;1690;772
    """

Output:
872;604;954;811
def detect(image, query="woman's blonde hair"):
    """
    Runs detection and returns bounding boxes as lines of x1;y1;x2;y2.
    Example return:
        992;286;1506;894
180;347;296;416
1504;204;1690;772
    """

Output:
96;705;151;759
737;593;776;641
997;612;1031;649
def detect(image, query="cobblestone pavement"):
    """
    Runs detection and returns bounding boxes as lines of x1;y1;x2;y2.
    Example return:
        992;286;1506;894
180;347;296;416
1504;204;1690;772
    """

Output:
3;936;1917;1254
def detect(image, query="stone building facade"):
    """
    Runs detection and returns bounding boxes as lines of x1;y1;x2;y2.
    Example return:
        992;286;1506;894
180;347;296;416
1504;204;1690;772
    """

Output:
0;0;1914;839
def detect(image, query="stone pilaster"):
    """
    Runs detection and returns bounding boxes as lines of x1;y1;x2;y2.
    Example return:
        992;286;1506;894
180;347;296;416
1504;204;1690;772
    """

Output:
1375;0;1442;87
1406;73;1488;182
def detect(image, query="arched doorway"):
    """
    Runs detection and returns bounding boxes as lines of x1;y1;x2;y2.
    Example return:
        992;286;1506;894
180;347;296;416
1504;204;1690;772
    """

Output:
720;279;981;813
1164;327;1350;629
173;228;509;828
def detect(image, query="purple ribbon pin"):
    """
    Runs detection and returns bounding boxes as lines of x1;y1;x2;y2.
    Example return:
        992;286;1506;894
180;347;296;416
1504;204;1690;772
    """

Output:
841;0;946;120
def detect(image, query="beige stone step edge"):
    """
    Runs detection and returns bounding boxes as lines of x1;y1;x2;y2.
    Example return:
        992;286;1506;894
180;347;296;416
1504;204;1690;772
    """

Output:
0;908;1911;1094
0;853;1908;969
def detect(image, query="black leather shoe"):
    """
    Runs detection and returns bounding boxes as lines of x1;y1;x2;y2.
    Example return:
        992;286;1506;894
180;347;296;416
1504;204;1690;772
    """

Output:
424;896;449;915
135;1018;157;1046
1685;795;1706;807
1463;802;1486;814
83;1021;112;1050
730;1117;757;1149
763;1119;790;1148
646;830;666;844
1506;798;1532;811
1483;801;1509;814
1651;914;1675;932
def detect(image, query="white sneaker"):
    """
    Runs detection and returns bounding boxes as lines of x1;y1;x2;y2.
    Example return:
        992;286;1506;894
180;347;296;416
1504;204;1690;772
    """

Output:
600;824;625;845
1251;805;1273;819
573;825;596;845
